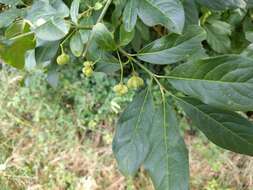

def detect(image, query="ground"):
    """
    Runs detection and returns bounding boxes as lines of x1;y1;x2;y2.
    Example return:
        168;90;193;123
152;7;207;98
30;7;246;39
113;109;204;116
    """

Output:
0;66;252;190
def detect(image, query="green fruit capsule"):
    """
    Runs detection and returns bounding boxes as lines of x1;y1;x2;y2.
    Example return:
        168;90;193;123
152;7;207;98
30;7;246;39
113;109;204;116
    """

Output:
82;66;93;77
57;53;69;65
113;83;128;96
127;75;144;89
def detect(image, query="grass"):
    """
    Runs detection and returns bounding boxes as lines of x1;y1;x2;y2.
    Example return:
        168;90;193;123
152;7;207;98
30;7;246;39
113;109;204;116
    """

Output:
0;66;253;190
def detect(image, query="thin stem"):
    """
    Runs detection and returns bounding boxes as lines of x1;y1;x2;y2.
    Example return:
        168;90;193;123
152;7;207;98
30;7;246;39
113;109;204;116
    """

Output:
82;0;113;58
130;60;136;73
117;51;124;83
60;29;76;52
119;48;172;95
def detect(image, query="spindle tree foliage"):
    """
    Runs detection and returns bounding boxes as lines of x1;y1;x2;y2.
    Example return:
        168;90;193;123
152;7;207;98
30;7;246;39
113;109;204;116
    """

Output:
1;0;253;189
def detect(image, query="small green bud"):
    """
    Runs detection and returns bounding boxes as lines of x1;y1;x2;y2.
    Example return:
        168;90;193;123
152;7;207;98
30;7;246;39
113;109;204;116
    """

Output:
57;53;69;65
94;2;103;10
113;83;128;96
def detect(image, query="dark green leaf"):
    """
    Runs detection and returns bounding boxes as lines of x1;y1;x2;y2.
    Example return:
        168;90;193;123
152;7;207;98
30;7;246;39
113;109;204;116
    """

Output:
122;0;138;32
70;31;83;57
113;89;154;176
204;19;232;53
177;97;253;156
33;17;70;41
138;0;185;34
92;23;117;51
182;0;199;28
144;101;189;190
169;55;253;111
119;25;135;46
196;0;246;10
138;25;206;64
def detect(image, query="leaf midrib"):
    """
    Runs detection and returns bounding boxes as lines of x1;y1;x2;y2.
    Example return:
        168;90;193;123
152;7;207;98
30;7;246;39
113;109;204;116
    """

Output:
168;75;253;85
177;97;253;147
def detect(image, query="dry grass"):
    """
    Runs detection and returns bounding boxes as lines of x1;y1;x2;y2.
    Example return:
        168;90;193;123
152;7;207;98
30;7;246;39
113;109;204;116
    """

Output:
0;69;253;190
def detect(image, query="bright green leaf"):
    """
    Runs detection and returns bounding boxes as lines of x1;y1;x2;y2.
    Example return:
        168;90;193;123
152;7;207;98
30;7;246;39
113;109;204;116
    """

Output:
0;32;36;69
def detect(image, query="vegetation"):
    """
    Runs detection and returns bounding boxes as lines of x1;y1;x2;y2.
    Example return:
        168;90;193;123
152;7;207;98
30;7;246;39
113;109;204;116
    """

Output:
1;0;253;189
1;66;253;190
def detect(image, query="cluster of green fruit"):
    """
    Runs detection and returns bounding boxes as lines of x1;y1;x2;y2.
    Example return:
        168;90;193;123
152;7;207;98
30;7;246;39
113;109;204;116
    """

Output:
56;52;143;96
113;74;144;96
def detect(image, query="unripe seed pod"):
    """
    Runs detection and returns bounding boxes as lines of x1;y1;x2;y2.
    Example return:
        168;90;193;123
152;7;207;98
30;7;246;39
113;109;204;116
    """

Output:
127;75;144;89
57;53;69;65
82;66;93;77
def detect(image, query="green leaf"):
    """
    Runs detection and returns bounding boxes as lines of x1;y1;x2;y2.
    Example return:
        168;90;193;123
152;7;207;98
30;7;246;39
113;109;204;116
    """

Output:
122;0;139;32
79;17;94;44
33;17;70;41
138;0;185;34
169;55;253;111
70;0;80;24
113;89;154;176
177;97;253;156
196;0;246;10
26;0;69;26
0;8;25;28
204;19;232;53
0;32;36;69
35;41;60;67
0;0;20;5
182;0;199;27
246;0;253;7
70;31;83;57
119;25;135;46
138;25;206;64
241;44;253;59
5;20;29;39
144;101;189;190
87;41;120;74
92;23;117;51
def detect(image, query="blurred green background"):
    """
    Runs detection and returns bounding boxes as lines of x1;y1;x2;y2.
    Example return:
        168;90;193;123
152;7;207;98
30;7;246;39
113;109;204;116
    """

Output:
0;64;252;190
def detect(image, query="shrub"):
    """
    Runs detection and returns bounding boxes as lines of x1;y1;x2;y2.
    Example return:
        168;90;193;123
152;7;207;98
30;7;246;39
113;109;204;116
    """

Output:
0;0;253;189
